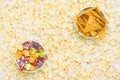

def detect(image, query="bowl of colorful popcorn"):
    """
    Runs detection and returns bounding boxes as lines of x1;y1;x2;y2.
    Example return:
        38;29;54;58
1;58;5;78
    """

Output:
15;41;48;72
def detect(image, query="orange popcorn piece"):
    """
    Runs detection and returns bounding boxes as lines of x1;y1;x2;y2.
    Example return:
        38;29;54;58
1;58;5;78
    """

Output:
23;50;30;57
29;56;36;63
15;51;23;60
32;53;39;59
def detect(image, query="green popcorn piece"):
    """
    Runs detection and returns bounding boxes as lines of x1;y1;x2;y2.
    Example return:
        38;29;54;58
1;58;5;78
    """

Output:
39;51;45;57
39;45;42;48
30;47;37;53
25;63;32;70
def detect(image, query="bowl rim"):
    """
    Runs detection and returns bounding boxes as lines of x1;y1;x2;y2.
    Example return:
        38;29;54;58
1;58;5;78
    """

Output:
14;41;47;73
75;6;106;39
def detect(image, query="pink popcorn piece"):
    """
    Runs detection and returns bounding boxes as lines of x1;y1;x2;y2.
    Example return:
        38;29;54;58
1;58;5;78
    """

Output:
33;61;39;66
25;56;30;62
38;56;47;62
20;56;25;62
39;57;44;62
44;55;48;60
22;42;31;50
38;48;44;52
27;41;33;46
19;66;25;71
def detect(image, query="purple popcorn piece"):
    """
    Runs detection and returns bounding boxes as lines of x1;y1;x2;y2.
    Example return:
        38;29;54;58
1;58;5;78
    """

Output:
22;42;30;50
18;61;24;67
32;41;40;49
38;60;44;67
17;60;24;67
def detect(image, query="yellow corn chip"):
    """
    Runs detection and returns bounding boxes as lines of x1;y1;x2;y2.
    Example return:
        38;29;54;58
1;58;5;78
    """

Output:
98;28;105;39
94;6;103;17
84;32;91;37
84;16;102;32
77;7;95;17
76;17;84;31
90;31;98;36
94;6;107;22
81;14;89;26
76;6;107;38
91;10;106;23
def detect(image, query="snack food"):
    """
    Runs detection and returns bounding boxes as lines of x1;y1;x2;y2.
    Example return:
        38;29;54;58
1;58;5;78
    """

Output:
15;41;48;72
76;6;107;39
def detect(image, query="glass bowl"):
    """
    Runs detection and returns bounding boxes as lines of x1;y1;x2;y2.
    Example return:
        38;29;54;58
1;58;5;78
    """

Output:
75;7;106;39
15;41;47;73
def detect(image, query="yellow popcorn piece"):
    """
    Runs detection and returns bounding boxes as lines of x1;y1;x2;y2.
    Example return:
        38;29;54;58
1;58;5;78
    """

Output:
30;66;36;71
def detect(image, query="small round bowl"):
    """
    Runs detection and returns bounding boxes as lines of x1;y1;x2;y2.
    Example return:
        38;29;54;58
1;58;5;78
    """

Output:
75;7;106;39
15;41;48;73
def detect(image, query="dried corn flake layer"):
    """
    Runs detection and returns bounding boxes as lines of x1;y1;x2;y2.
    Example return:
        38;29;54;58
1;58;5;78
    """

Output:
0;0;120;80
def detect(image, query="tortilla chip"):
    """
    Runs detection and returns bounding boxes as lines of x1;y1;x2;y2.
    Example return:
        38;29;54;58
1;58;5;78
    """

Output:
76;17;84;31
95;17;105;27
78;16;86;27
79;15;89;29
94;6;103;17
81;14;89;24
90;31;98;36
84;32;91;37
84;16;102;32
77;7;95;17
76;22;86;36
76;6;107;38
98;28;105;39
94;7;107;22
92;11;106;22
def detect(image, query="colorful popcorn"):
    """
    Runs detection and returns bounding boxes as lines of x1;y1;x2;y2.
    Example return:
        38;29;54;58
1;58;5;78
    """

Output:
15;41;48;72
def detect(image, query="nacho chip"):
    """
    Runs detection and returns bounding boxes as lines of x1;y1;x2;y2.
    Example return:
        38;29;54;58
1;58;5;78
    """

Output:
94;6;103;17
84;32;91;37
84;16;102;32
91;11;106;23
76;17;84;31
78;16;86;27
81;14;89;26
77;7;95;17
98;28;105;39
93;6;107;22
90;31;98;36
76;6;107;39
